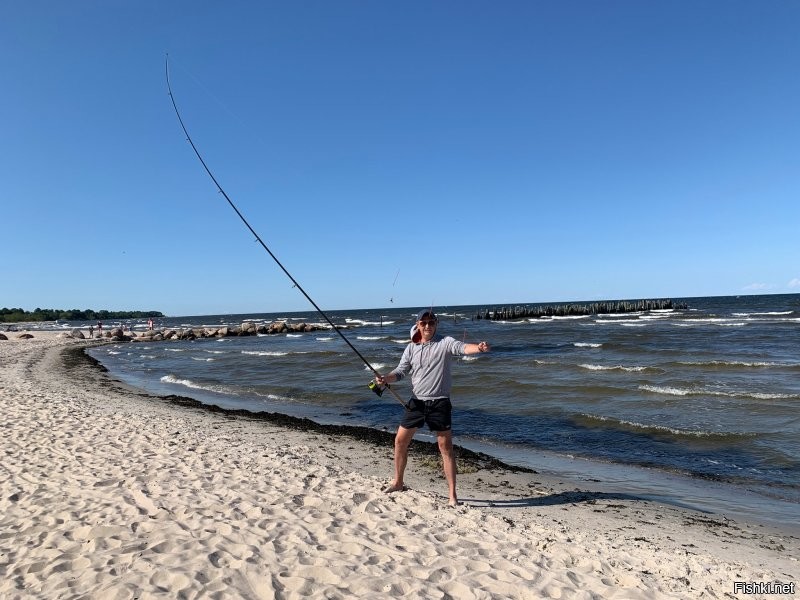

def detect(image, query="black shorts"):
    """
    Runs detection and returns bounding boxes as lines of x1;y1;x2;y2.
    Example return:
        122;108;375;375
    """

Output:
400;397;452;432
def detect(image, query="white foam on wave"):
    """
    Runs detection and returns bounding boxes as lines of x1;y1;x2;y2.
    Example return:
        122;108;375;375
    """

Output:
250;392;295;403
365;363;389;371
749;391;799;400
685;317;747;325
640;384;704;396
677;359;791;368
580;364;648;372
160;374;229;394
286;334;303;338
639;384;798;400
574;342;602;348
357;336;385;341
192;357;214;362
242;350;289;357
582;414;738;438
345;318;384;326
732;311;793;317
671;320;747;327
316;336;334;341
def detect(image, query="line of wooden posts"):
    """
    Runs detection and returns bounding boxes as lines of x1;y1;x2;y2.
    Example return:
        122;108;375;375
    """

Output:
475;299;686;321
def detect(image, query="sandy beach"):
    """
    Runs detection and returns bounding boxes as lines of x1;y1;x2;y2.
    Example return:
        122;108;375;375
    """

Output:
1;331;797;599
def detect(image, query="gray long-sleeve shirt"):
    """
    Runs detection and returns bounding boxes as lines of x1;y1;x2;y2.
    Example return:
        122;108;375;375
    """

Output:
389;335;467;401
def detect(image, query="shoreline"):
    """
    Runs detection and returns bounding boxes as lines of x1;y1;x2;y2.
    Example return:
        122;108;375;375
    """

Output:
68;346;534;473
2;333;798;598
78;340;800;532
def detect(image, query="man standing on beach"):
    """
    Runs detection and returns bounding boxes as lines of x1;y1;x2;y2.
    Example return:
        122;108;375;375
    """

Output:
374;309;490;506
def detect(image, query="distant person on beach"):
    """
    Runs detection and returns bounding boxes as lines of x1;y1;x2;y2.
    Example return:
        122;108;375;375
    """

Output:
147;318;153;331
97;322;103;335
374;309;490;506
88;325;94;338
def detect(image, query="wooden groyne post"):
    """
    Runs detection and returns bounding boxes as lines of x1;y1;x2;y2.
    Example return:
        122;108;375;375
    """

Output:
475;299;686;321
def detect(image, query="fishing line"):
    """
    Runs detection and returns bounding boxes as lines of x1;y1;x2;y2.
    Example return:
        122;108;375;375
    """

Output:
165;55;405;407
389;268;400;304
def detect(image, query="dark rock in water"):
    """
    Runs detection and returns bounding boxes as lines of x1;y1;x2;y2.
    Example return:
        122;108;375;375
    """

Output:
269;321;287;334
71;328;86;339
17;333;34;339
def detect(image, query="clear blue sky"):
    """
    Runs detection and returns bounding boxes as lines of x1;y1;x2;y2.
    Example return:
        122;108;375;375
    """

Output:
3;2;799;316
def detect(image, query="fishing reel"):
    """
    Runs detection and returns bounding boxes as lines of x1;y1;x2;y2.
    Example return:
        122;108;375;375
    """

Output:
368;380;385;397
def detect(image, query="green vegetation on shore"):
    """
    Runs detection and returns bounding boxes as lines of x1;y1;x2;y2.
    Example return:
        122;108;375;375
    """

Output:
0;307;164;323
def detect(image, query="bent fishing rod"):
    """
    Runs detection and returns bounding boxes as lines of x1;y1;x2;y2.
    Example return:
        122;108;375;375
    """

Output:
165;55;404;407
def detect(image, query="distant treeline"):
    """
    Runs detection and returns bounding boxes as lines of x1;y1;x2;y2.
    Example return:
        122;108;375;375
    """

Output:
0;307;164;323
476;299;686;321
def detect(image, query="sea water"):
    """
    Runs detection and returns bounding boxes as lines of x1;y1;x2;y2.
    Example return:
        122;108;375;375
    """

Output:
76;294;800;526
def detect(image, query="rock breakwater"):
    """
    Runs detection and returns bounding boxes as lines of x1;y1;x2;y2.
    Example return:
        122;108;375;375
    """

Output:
58;321;326;342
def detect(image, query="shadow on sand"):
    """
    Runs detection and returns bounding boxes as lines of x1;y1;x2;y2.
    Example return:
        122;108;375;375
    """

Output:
462;490;646;509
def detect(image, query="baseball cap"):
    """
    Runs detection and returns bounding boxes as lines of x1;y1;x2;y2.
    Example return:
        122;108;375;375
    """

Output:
416;309;437;322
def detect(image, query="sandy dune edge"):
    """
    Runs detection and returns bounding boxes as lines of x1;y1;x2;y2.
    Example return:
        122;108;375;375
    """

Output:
0;334;797;599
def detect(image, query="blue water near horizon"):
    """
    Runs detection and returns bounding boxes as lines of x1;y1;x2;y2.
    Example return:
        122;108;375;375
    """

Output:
43;293;800;527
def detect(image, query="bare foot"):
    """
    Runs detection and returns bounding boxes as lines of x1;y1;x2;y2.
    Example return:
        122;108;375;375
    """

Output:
382;483;408;494
448;498;460;507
